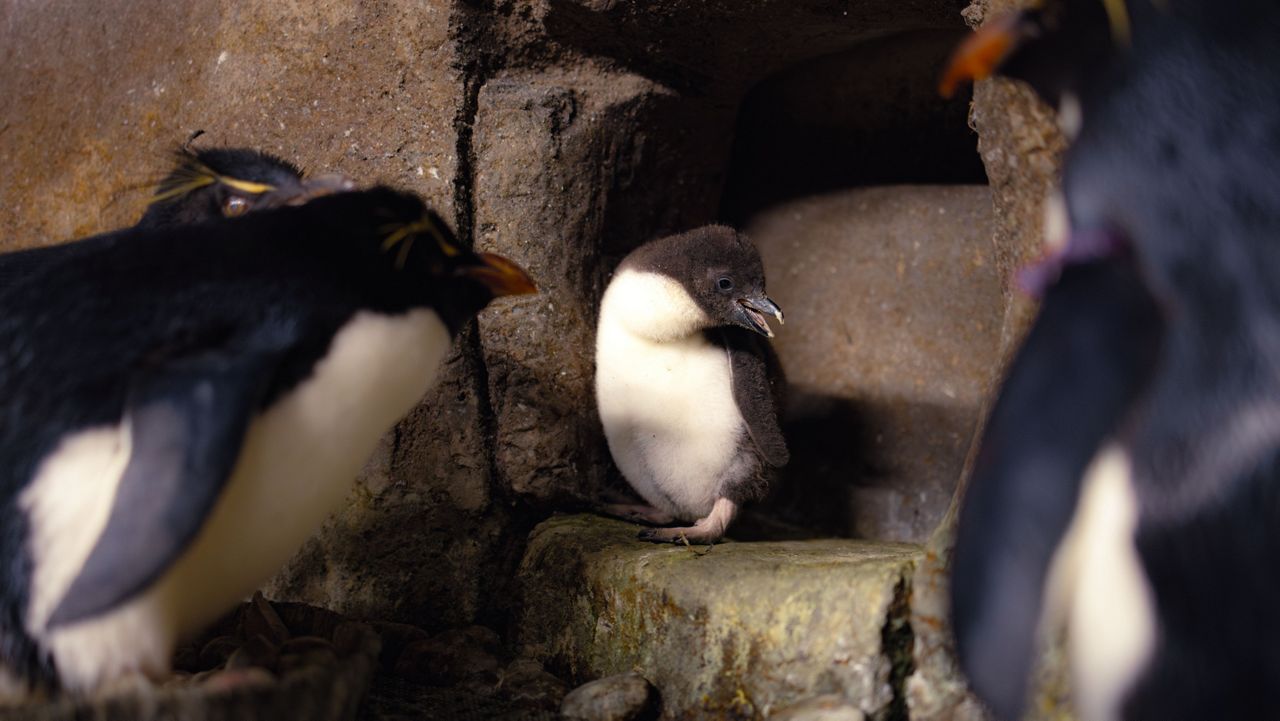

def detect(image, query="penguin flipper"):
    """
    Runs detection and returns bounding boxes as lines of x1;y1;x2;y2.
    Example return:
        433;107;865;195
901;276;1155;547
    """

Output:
46;346;280;627
720;327;789;468
950;255;1163;720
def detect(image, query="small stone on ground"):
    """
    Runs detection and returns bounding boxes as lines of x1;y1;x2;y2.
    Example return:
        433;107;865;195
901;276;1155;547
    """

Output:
768;694;866;721
560;671;658;721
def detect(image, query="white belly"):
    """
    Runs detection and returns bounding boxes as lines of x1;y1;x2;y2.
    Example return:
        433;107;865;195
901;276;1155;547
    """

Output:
595;319;745;519
1045;446;1157;721
21;309;451;689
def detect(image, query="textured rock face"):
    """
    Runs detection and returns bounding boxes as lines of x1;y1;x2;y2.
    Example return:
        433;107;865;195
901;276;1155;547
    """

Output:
2;1;1063;716
517;515;922;720
751;186;1000;543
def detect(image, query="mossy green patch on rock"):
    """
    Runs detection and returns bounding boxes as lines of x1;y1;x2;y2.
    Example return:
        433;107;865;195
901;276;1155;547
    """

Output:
516;515;923;720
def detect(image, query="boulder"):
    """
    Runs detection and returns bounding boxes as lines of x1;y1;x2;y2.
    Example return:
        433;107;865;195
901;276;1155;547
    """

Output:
517;515;922;720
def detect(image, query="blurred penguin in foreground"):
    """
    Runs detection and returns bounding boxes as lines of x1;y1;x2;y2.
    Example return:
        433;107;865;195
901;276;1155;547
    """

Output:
942;1;1280;719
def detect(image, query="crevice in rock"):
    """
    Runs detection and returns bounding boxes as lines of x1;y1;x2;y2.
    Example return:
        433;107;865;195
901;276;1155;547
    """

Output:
447;0;537;633
878;573;916;721
449;0;501;247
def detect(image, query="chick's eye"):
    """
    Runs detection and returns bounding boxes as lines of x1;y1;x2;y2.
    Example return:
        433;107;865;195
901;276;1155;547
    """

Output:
222;195;250;217
717;277;733;291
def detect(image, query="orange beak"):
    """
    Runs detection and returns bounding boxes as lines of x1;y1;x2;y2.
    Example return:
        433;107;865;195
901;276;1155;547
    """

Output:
461;252;538;297
939;12;1024;98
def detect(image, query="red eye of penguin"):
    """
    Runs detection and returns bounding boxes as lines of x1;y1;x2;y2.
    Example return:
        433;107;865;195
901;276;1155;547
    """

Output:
222;195;250;218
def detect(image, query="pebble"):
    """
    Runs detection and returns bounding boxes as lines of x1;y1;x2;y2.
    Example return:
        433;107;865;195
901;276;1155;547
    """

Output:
560;671;658;721
201;667;276;694
243;592;292;645
197;636;242;669
501;658;568;710
393;626;502;685
768;694;866;721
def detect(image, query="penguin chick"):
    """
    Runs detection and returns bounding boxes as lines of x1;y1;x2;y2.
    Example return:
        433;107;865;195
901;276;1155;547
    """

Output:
595;226;789;544
943;1;1280;719
136;146;354;228
0;187;535;694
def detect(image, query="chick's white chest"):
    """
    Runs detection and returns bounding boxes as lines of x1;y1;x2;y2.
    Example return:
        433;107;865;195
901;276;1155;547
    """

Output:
595;272;745;518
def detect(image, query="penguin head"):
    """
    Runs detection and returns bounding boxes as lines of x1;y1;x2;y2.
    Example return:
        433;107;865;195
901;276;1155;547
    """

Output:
617;225;784;339
939;0;1133;128
137;147;354;229
301;187;537;333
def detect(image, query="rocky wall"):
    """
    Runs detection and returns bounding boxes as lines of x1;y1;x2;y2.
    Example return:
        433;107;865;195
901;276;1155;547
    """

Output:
0;5;1064;715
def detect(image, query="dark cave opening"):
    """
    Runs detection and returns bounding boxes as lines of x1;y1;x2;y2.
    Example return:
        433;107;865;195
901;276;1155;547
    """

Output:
718;30;1000;543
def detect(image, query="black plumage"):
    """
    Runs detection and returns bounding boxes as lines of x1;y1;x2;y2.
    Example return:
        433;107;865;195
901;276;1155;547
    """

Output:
944;0;1280;719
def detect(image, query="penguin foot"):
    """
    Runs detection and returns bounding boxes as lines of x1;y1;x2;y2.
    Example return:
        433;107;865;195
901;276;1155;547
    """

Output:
600;503;676;526
636;497;738;545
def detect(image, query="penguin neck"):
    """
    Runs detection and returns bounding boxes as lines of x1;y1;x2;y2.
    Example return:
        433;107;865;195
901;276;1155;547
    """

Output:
602;268;711;343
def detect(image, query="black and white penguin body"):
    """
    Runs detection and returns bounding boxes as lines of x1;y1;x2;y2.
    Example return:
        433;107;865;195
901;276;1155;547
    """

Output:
595;226;788;544
944;1;1280;719
0;187;534;693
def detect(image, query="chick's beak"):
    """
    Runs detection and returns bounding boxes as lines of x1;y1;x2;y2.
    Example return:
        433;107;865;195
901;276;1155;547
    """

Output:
460;252;538;297
738;295;784;338
938;12;1025;98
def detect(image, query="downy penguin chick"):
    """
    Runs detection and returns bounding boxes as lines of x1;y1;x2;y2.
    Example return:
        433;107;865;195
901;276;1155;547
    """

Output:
595;225;789;544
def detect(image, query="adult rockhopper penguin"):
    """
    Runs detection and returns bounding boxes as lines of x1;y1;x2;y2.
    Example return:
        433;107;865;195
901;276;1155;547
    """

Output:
595;225;789;544
942;1;1280;720
0;186;535;694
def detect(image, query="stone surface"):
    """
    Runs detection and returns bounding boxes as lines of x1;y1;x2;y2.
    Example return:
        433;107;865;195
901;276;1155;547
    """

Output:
768;694;867;721
750;186;1001;543
560;671;658;721
517;515;922;720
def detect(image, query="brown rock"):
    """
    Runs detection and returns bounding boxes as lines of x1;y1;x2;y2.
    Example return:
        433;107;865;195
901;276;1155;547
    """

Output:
200;667;276;694
243;593;291;646
393;627;503;686
768;695;866;721
225;635;279;672
197;636;242;671
499;658;568;711
561;671;658;721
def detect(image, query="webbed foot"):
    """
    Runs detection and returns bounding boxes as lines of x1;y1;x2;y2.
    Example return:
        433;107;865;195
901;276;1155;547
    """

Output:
635;497;738;545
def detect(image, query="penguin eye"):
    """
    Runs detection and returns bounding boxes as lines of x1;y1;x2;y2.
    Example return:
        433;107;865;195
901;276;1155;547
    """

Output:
222;195;250;218
717;277;734;291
